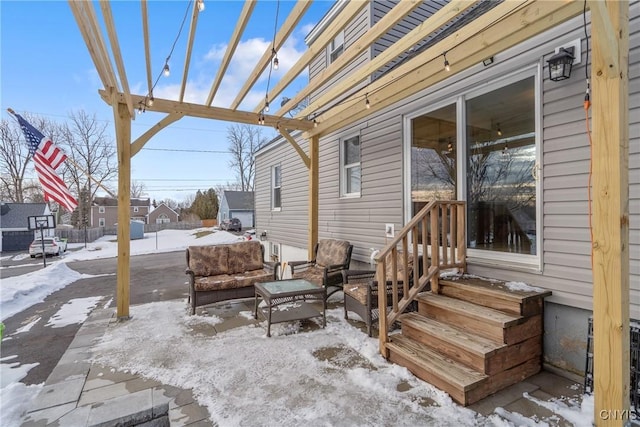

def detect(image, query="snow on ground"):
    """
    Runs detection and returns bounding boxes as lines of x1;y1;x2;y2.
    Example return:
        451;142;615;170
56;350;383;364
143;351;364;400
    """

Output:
0;228;595;426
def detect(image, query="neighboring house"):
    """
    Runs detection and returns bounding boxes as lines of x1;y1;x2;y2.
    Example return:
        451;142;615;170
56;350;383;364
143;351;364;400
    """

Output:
254;0;639;381
147;203;179;224
0;202;52;252
91;197;150;227
218;191;255;228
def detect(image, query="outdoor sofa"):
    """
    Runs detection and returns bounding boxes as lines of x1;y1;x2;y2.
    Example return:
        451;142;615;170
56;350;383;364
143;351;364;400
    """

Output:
185;240;277;314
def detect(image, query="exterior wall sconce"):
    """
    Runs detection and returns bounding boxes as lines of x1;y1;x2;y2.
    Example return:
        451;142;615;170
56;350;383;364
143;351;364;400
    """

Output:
260;231;267;241
547;47;574;81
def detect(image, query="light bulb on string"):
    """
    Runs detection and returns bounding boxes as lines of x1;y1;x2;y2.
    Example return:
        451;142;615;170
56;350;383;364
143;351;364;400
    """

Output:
163;63;170;77
365;94;370;109
265;98;270;113
147;96;154;107
313;119;318;128
497;123;503;136
443;52;450;72
197;0;205;12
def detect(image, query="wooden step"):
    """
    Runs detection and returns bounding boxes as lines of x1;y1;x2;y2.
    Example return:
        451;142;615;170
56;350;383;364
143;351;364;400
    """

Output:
417;293;542;344
386;334;487;405
439;276;551;316
400;312;542;375
387;335;542;406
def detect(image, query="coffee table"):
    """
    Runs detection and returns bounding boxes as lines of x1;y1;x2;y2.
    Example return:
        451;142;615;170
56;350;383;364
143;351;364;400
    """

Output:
254;279;326;337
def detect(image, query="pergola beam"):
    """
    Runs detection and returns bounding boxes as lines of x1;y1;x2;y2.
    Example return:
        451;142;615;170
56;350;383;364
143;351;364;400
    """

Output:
277;0;473;118
309;0;583;138
299;0;524;121
130;113;185;157
278;128;310;168
231;0;312;111
100;1;135;118
179;2;200;102
205;0;256;106
141;0;153;96
100;90;314;132
68;0;118;90
254;0;369;114
590;1;630;424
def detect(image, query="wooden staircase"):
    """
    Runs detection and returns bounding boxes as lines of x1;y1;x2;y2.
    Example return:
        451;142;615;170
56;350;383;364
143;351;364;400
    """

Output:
386;276;551;406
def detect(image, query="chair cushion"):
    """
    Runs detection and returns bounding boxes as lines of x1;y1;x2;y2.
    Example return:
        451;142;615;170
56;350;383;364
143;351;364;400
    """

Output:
194;274;236;291
188;245;229;276
344;282;370;305
385;251;414;282
228;241;264;274
292;266;324;287
316;239;351;267
234;269;273;288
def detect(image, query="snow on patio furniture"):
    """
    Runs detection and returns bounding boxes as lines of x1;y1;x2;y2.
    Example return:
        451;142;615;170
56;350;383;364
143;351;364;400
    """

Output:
277;239;353;298
342;251;422;336
185;240;277;314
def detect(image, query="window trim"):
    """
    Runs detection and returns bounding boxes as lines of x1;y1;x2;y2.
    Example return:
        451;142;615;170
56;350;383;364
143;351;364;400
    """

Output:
271;164;282;211
340;133;361;198
133;206;139;213
98;218;105;227
98;206;105;213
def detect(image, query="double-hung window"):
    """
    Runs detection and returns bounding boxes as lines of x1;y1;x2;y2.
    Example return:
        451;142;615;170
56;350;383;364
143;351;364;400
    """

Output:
272;165;281;210
341;135;361;197
330;31;344;63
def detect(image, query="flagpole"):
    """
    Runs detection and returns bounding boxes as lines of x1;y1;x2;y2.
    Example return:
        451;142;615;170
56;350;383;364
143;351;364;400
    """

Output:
7;108;117;199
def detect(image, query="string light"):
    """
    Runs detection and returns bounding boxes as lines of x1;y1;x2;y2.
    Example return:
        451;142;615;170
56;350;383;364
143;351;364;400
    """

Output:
447;140;453;152
264;97;270;112
443;52;450;72
497;123;502;136
163;62;170;77
147;95;154;107
272;49;279;70
197;0;205;12
313;119;318;128
365;93;370;109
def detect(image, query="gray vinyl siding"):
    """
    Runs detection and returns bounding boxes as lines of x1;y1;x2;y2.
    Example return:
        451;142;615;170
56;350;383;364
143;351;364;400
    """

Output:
308;6;370;105
256;2;639;317
255;138;310;251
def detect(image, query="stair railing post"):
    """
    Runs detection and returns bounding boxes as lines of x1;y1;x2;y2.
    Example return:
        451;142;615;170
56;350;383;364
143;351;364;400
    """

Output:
377;260;389;357
430;203;440;293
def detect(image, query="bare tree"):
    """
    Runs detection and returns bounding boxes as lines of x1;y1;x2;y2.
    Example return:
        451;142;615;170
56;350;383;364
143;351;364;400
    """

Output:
59;110;117;226
226;124;267;191
131;180;147;198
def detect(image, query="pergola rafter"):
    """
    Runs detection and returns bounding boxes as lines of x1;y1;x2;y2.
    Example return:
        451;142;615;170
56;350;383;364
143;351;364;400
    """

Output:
69;2;630;423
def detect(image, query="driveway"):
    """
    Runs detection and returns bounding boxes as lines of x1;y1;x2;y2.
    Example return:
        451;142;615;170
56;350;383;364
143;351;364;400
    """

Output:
1;250;187;385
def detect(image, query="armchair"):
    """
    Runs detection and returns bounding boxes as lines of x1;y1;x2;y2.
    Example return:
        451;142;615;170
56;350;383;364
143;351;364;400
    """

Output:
277;239;353;298
342;252;423;336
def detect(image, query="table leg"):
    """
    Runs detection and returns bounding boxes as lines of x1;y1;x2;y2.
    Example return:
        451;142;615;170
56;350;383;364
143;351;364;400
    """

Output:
322;292;327;328
254;292;259;319
267;301;272;337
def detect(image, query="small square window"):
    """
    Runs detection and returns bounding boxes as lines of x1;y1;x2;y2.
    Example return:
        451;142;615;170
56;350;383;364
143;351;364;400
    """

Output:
98;206;105;213
340;135;361;197
272;165;282;210
99;218;105;227
133;206;139;213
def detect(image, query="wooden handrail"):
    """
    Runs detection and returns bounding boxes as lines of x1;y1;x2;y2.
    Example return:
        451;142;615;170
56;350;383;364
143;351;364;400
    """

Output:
375;201;466;357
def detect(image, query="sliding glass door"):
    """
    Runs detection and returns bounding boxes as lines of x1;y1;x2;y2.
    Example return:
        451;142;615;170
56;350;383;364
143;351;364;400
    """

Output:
408;70;539;261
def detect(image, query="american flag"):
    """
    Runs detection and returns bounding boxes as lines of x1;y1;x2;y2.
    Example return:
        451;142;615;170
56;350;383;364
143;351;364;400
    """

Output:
15;113;78;213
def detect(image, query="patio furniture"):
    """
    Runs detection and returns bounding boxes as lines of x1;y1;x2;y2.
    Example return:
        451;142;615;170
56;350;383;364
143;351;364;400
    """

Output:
276;239;353;298
254;279;326;337
185;240;277;314
342;252;423;336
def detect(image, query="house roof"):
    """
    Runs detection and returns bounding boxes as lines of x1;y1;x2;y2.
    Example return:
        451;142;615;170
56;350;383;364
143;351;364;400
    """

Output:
0;202;48;229
148;203;178;216
93;197;150;207
223;191;254;211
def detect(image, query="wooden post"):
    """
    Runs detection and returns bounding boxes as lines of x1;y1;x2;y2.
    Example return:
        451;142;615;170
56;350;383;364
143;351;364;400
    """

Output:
590;1;630;425
114;100;132;319
308;135;319;258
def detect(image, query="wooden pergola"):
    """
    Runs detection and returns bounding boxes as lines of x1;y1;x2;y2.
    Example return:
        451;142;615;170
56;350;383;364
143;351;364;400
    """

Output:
70;1;629;423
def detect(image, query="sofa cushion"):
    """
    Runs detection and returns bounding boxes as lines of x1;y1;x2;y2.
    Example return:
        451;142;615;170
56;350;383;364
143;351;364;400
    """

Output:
188;245;229;276
315;239;351;268
194;274;236;291
344;282;370;305
228;241;264;274
234;269;273;288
